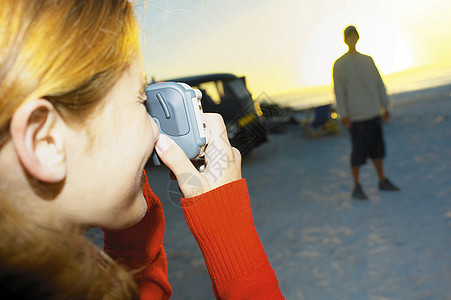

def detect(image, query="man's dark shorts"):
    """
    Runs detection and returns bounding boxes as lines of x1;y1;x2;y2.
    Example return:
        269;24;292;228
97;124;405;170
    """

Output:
349;116;385;166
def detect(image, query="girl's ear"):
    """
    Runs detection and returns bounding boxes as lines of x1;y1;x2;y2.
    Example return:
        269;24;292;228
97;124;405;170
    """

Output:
10;99;66;183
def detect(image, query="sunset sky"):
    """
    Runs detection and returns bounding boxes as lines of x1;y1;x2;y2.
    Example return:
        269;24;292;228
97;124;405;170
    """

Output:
137;0;451;96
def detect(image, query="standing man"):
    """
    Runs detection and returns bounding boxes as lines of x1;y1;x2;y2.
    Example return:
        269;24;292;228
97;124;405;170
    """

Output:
332;25;400;200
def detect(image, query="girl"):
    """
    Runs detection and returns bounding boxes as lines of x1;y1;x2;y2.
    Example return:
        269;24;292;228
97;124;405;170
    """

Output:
0;1;283;299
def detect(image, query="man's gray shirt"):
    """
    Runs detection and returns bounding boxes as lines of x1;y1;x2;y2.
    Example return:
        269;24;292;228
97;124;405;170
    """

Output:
333;52;390;122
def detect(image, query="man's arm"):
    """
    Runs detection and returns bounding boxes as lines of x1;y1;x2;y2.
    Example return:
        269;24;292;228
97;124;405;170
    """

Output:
332;61;351;127
370;58;390;112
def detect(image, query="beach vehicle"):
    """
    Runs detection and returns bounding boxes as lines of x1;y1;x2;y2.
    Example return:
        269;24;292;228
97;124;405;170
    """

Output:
155;73;268;155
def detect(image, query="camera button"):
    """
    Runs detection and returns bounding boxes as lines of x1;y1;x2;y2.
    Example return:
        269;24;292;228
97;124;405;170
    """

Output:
156;92;171;119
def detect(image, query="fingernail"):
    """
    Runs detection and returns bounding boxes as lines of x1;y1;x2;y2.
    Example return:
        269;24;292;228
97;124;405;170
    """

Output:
155;134;174;153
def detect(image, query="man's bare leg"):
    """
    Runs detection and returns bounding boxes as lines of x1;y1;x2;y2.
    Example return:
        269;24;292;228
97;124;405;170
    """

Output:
351;165;368;199
372;158;385;182
351;166;361;185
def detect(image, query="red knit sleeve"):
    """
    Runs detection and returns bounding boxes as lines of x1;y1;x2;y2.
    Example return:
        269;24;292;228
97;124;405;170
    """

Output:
181;179;284;299
103;171;172;300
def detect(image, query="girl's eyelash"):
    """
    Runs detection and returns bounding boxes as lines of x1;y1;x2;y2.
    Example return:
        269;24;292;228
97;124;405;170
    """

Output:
139;77;148;103
139;93;147;103
139;86;147;102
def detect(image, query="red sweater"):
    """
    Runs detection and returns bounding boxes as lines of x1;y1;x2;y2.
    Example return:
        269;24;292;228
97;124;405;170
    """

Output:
104;173;283;299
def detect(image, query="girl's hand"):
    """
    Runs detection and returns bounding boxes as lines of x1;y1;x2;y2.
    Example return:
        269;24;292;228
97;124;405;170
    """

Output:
155;113;242;198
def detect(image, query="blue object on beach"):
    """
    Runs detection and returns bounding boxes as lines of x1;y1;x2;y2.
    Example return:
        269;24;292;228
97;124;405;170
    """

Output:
310;104;331;128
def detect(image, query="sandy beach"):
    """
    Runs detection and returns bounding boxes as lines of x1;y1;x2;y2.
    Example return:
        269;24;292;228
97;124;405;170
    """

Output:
87;84;451;299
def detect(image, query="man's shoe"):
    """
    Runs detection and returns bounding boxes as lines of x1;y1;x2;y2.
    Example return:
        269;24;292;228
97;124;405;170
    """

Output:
352;184;368;200
379;178;400;191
